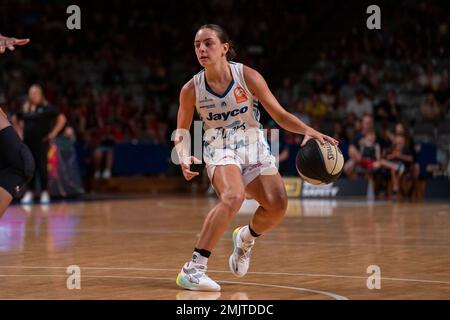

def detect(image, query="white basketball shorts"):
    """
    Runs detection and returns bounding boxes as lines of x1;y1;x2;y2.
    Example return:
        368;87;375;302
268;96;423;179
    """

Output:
203;134;278;186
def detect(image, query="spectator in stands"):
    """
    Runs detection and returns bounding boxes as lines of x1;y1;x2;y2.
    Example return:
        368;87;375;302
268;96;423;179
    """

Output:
332;121;345;143
419;92;442;121
435;75;449;113
304;91;327;121
417;63;442;93
320;82;337;112
359;63;380;91
392;121;412;144
346;88;373;119
344;115;374;178
356;129;381;172
339;71;360;101
334;95;348;121
381;134;414;198
377;124;393;152
375;89;402;124
17;84;67;204
144;113;164;143
342;112;359;143
94;122;122;179
102;61;124;88
276;77;294;107
147;64;169;96
391;121;420;179
291;100;311;126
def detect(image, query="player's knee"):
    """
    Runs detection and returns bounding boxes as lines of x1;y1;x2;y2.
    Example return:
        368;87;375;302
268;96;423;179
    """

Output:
264;192;288;217
221;190;245;213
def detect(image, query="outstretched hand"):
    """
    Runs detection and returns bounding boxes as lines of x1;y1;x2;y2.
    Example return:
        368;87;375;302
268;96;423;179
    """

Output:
0;34;30;54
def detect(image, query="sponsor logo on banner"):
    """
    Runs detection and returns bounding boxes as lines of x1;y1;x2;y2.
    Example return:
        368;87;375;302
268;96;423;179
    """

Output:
301;181;339;197
283;177;302;197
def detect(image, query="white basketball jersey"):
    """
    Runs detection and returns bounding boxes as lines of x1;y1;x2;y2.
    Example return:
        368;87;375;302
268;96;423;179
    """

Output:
193;62;263;148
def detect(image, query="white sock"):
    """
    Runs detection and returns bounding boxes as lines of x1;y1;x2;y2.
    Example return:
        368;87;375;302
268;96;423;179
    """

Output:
240;225;257;241
191;251;208;266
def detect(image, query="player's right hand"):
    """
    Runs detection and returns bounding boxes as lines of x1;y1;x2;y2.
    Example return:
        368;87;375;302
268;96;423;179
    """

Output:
302;128;339;147
180;156;202;181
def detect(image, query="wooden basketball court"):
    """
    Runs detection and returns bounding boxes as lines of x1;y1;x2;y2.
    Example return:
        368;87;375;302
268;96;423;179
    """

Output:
1;196;449;299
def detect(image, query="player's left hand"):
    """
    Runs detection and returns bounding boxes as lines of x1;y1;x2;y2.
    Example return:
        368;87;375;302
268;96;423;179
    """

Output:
0;34;30;54
301;128;339;147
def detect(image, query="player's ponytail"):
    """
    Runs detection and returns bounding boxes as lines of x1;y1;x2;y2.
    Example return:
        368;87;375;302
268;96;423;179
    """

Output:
198;24;236;61
226;40;236;61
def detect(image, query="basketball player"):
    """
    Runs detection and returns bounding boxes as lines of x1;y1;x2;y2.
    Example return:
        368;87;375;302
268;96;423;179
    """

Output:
0;33;34;218
175;24;338;291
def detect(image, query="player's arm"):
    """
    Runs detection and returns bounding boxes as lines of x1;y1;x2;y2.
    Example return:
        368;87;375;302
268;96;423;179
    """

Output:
396;153;414;163
175;79;200;180
0;34;30;54
46;113;67;141
243;66;338;146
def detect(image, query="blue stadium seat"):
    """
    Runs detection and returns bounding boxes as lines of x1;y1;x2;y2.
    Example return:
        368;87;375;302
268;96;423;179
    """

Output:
415;142;437;178
113;143;169;176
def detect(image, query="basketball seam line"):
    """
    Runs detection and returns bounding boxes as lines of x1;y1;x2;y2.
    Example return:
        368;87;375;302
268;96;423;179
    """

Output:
330;144;339;175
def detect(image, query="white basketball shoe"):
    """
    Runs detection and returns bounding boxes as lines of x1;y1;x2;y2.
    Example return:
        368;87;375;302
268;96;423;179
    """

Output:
229;226;255;278
176;261;221;292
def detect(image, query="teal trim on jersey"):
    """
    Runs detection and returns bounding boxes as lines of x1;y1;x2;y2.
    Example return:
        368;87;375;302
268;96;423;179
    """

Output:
204;73;235;98
252;104;261;122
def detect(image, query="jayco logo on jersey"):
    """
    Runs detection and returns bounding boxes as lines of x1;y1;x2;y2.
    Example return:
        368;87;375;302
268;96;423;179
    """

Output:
206;106;248;121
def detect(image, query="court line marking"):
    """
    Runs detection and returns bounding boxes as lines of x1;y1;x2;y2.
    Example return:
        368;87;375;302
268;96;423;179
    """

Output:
0;274;347;300
216;280;347;300
1;265;450;285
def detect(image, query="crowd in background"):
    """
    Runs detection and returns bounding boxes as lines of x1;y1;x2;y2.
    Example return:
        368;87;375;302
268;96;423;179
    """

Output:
0;1;448;195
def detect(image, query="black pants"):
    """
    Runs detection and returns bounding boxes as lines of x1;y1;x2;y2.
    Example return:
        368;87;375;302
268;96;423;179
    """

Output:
0;126;35;197
24;138;49;191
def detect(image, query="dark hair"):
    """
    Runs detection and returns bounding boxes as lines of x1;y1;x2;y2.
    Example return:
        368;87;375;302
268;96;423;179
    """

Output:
198;24;236;61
